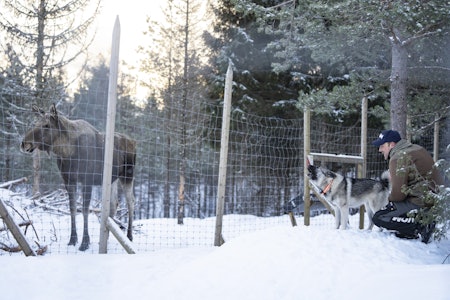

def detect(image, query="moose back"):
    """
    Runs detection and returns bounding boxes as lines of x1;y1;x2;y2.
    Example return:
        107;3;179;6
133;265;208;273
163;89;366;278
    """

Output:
21;104;136;251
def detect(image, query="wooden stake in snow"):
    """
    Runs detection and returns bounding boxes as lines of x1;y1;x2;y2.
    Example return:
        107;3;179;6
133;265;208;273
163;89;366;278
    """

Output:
99;16;120;254
214;62;233;247
0;198;36;256
106;217;136;254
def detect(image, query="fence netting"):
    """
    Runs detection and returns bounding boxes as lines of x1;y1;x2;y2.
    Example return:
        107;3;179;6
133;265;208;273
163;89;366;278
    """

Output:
0;89;445;254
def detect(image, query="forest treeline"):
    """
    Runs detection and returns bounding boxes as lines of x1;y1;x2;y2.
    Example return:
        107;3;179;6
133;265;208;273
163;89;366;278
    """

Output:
0;0;449;220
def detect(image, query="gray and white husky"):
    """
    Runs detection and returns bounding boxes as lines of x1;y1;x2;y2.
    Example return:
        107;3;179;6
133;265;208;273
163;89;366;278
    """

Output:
307;164;390;230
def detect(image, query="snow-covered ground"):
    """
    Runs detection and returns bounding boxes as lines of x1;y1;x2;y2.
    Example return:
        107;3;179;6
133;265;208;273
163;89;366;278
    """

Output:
1;188;449;300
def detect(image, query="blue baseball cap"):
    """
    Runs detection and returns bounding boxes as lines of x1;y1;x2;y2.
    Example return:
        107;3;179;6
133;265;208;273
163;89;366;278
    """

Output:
372;130;401;146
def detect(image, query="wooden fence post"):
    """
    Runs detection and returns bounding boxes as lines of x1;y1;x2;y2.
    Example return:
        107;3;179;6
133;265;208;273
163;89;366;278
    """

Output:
107;217;136;254
359;96;368;229
0;198;36;256
303;108;311;226
99;16;120;254
214;61;233;246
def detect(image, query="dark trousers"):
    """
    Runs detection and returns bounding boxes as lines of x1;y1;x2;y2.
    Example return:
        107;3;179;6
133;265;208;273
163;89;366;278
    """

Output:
372;201;421;236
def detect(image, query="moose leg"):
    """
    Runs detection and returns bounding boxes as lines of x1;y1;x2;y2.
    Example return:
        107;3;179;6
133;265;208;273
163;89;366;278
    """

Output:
79;185;92;251
123;180;135;241
67;184;78;246
109;180;119;217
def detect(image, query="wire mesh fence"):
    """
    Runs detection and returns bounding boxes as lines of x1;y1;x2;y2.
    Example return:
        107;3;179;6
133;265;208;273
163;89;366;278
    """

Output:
0;83;446;254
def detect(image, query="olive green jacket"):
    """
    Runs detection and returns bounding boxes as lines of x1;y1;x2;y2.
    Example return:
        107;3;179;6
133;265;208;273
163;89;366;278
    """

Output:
388;139;444;207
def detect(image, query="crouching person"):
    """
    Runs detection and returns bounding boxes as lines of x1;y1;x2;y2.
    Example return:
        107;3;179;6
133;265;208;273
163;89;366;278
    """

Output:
371;130;444;243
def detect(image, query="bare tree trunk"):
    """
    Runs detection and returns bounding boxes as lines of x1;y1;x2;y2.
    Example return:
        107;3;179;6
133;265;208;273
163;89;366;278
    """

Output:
164;108;171;218
389;35;408;138
32;0;46;195
163;5;174;219
2;0;99;194
177;0;191;225
177;160;185;224
36;0;45;98
5;122;12;181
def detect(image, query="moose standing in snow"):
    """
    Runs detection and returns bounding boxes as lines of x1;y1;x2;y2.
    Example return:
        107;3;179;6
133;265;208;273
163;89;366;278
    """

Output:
21;104;136;251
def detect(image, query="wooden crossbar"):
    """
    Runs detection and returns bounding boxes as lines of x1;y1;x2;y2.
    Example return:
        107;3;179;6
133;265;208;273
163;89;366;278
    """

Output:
309;152;363;164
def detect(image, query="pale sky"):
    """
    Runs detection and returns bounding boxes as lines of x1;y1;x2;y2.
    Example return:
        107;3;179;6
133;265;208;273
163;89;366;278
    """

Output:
68;1;163;98
88;0;210;101
0;1;162;99
92;1;160;63
71;1;210;100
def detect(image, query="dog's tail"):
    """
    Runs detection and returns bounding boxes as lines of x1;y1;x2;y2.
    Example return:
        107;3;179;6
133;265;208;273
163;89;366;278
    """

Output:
380;170;390;189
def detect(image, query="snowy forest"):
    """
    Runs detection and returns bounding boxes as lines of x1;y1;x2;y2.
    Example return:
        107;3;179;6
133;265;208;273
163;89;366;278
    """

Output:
0;0;449;223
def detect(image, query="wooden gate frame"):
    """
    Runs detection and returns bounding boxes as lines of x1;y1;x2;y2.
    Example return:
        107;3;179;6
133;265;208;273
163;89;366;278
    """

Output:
303;97;368;229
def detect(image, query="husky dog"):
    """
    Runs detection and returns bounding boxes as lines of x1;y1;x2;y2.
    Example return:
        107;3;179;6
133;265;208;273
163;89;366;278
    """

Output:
307;164;389;230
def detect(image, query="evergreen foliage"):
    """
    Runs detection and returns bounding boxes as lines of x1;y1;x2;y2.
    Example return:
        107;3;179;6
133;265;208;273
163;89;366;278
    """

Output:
424;154;450;241
397;152;450;241
205;0;304;119
72;58;110;130
228;0;449;132
0;0;447;223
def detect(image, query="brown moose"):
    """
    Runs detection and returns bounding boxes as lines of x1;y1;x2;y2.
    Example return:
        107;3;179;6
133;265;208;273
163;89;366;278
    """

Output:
21;104;136;251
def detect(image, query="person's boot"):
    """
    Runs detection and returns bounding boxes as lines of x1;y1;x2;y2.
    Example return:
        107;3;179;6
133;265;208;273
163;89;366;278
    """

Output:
394;232;419;240
419;222;436;244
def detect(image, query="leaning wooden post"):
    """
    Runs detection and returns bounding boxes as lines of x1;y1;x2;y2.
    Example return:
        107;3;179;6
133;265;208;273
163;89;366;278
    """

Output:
214;62;233;246
0;198;36;256
303;107;311;226
106;217;135;254
99;16;120;254
359;96;368;229
288;211;297;227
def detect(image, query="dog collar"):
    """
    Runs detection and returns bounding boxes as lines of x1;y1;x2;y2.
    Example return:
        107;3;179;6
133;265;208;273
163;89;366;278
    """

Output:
321;179;333;195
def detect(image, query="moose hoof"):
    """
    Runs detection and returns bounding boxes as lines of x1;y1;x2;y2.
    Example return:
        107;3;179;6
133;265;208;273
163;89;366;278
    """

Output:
79;242;89;251
79;236;90;251
68;238;77;246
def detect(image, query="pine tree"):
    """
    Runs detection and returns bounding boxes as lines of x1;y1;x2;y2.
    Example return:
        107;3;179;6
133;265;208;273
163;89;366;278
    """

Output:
235;0;450;135
205;0;305;119
139;0;211;221
72;57;110;130
0;44;31;182
0;0;100;194
397;153;450;241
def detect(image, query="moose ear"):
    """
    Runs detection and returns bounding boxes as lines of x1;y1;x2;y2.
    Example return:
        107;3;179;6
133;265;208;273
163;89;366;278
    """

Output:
32;105;45;115
50;103;58;115
49;103;58;121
